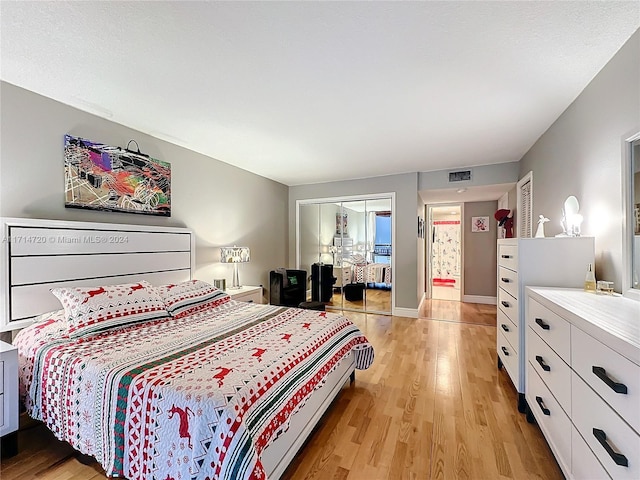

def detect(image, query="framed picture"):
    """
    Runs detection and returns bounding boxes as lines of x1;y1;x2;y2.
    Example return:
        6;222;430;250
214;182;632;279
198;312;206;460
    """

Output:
336;213;348;235
64;134;171;216
471;216;490;232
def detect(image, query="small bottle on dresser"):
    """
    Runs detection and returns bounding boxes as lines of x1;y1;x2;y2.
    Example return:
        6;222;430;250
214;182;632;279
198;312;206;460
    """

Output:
584;263;596;292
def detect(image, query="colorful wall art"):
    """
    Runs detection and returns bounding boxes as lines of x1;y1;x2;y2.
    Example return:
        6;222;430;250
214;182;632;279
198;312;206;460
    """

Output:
64;135;171;216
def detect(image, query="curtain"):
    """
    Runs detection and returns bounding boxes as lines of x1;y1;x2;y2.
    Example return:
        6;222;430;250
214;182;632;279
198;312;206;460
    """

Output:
367;211;376;262
432;220;461;283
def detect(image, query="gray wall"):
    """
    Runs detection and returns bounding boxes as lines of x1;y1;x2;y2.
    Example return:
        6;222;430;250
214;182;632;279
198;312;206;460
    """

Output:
463;201;498;297
419;161;519;190
519;30;640;290
0;82;289;292
289;173;419;310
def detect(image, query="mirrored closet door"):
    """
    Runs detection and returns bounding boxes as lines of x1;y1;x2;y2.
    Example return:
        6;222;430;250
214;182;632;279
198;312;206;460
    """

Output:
297;196;392;314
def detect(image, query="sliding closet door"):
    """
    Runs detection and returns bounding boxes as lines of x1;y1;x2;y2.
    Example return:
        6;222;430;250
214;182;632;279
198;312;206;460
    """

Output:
297;195;392;315
368;198;392;314
339;200;367;312
298;203;319;301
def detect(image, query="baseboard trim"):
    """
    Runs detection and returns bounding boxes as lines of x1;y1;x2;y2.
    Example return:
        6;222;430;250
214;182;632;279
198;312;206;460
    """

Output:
393;307;419;318
462;295;497;305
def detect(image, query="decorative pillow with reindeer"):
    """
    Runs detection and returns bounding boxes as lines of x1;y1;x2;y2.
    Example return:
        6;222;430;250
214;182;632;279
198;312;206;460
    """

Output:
154;279;230;318
51;281;169;338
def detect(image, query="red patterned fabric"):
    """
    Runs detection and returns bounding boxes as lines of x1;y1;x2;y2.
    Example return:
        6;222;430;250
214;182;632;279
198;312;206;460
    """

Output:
153;279;230;318
15;300;374;480
51;282;169;338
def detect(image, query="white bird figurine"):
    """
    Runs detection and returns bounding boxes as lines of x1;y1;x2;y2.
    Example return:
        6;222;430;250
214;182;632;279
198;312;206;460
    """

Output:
535;214;550;238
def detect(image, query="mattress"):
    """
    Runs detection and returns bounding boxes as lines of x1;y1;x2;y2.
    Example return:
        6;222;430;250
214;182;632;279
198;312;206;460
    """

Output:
15;299;373;480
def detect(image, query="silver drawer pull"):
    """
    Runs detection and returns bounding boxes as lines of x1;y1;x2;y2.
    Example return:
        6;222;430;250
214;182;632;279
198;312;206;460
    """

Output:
592;366;628;394
593;428;628;467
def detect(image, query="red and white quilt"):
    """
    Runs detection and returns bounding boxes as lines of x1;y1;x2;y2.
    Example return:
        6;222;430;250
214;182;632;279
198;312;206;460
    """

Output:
15;300;373;480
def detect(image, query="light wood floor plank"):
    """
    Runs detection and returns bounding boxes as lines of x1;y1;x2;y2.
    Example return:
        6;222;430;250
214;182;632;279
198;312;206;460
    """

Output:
1;303;562;480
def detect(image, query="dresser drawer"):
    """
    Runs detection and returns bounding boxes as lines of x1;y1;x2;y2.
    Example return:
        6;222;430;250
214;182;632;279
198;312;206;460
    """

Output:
498;288;518;324
497;329;519;387
572;326;640;434
498;244;518;271
572;372;640;480
0;360;3;394
572;426;611;480
527;365;571;473
527;298;570;362
497;308;518;353
528;326;571;415
498;266;518;299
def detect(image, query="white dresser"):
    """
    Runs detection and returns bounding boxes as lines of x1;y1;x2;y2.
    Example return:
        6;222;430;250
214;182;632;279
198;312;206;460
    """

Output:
496;238;594;412
526;287;640;480
0;340;18;457
226;285;263;303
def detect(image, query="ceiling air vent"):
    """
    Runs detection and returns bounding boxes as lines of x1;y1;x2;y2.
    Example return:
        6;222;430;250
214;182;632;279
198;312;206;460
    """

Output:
448;170;472;182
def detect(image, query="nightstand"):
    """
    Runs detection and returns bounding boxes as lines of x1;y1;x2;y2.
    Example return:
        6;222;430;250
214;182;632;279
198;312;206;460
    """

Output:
226;285;263;304
0;340;18;458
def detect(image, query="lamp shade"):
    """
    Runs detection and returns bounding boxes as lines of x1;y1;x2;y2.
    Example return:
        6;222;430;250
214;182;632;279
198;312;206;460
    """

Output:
220;246;250;264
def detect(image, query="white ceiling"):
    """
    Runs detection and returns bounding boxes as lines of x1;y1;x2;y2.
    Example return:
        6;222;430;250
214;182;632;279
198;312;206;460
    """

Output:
1;2;638;186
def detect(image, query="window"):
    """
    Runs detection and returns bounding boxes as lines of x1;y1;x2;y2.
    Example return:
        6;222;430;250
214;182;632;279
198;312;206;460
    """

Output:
373;213;391;263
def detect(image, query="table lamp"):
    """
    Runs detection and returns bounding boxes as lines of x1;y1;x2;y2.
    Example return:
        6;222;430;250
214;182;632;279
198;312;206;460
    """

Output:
220;245;250;289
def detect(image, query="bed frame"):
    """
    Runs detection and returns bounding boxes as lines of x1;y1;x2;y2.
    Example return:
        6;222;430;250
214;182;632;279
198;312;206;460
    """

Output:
0;217;354;479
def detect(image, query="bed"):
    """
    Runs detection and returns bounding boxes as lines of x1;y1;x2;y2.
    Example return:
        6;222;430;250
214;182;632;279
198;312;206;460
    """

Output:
339;257;392;289
1;217;374;480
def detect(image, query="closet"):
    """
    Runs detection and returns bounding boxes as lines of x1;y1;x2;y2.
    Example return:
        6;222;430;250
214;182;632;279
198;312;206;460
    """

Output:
297;195;393;314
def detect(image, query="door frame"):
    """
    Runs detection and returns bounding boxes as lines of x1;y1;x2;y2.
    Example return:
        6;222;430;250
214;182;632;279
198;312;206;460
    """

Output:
296;192;396;315
425;202;464;301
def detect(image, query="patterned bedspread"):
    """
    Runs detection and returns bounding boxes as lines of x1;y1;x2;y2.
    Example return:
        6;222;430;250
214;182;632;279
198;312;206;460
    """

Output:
351;263;392;285
15;299;373;480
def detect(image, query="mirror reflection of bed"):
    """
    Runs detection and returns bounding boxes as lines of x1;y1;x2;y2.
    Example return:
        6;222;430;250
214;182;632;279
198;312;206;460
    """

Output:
298;196;393;314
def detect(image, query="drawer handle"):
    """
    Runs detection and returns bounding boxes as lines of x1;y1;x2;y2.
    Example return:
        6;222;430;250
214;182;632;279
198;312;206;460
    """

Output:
500;277;511;283
501;301;510;308
501;323;510;332
535;355;551;372
501;346;510;356
535;396;550;416
535;318;550;330
592;366;628;394
592;428;628;467
501;254;511;259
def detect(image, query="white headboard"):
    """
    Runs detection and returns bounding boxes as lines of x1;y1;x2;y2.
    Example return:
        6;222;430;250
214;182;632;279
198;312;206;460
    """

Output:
1;217;195;332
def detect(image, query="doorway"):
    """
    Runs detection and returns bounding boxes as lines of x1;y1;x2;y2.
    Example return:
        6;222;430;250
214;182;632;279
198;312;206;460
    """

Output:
427;204;462;301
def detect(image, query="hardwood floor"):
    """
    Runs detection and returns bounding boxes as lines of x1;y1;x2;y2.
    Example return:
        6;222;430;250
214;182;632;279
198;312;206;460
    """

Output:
328;288;392;313
418;298;497;327
1;306;561;480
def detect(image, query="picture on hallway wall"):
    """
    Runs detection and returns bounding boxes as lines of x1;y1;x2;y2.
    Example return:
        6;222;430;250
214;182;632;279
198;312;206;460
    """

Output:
64;134;171;216
471;216;490;232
